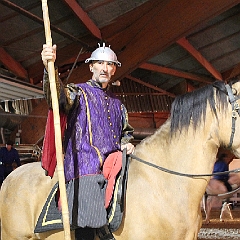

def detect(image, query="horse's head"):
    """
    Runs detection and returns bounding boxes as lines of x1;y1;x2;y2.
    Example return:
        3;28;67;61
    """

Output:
170;79;240;159
216;80;240;158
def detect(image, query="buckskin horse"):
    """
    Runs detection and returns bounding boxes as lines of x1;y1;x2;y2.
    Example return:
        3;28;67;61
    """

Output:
1;80;240;240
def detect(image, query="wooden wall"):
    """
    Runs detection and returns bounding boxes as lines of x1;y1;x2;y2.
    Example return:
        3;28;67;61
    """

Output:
10;101;170;146
11;100;48;145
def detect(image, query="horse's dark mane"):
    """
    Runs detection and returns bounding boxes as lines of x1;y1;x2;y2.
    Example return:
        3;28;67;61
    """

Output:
170;81;228;135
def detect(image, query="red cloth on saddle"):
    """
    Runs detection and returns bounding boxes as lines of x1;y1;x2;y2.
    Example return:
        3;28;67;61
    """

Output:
103;151;122;208
41;109;67;178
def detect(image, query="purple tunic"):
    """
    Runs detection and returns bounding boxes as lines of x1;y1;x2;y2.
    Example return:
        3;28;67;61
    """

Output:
63;81;123;182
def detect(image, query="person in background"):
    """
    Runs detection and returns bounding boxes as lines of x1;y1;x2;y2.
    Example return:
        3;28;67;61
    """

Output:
0;140;21;180
41;43;135;240
213;153;232;192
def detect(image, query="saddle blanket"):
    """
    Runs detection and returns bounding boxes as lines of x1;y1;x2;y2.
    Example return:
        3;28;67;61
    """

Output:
34;178;124;233
34;182;63;233
35;151;129;233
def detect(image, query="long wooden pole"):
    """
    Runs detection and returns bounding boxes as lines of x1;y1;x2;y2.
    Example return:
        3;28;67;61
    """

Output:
41;1;71;239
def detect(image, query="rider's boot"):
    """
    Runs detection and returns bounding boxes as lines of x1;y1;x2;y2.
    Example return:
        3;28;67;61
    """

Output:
96;224;116;240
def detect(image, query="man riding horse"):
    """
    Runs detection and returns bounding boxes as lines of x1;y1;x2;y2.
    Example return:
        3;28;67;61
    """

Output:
41;43;135;240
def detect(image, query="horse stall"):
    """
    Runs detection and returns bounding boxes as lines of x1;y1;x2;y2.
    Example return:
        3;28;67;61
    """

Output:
198;159;240;240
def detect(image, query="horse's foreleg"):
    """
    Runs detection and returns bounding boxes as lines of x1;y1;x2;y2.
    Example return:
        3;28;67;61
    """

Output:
202;194;207;217
204;196;213;224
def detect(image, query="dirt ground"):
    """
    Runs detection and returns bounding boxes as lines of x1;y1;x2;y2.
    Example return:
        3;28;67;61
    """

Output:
198;207;240;239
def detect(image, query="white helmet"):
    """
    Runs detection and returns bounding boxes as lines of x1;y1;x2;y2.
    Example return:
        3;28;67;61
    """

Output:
85;43;121;67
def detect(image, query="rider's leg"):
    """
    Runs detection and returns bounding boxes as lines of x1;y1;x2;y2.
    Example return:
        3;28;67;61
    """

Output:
96;225;116;240
75;227;95;240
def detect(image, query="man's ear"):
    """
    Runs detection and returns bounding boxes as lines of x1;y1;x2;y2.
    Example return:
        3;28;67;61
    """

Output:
89;63;93;72
111;66;116;76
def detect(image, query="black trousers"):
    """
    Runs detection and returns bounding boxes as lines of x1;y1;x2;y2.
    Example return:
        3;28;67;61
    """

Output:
219;179;232;192
75;227;95;240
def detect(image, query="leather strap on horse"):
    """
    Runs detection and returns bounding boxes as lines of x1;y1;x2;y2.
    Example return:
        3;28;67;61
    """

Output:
225;84;240;148
213;82;240;148
129;153;240;178
118;148;129;212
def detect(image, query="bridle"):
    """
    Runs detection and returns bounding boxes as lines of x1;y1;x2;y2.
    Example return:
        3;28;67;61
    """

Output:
128;82;240;178
225;83;240;148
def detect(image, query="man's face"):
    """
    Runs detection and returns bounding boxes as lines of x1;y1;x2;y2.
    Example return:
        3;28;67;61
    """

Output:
90;60;116;87
6;144;12;151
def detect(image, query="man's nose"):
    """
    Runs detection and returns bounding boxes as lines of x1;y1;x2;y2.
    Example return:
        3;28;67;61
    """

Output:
102;62;108;71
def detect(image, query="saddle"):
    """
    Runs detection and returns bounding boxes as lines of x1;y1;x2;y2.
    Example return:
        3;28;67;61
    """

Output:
34;149;130;233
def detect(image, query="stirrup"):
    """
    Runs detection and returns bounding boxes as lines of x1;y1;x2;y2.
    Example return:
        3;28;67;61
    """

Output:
96;225;116;240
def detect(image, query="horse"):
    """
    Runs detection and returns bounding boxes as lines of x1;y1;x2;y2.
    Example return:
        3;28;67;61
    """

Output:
203;172;240;223
1;80;240;240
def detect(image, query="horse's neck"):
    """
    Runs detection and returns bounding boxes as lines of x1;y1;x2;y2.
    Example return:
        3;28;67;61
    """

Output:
139;123;218;171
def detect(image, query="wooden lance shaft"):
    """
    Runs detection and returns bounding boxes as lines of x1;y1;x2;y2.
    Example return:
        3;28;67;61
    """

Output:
41;0;71;239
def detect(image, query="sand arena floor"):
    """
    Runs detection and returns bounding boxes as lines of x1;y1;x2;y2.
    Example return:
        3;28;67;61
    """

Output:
198;207;240;240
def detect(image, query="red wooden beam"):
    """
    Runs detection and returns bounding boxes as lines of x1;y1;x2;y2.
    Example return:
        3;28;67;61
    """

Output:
0;47;28;80
63;0;102;40
176;37;223;81
140;62;213;84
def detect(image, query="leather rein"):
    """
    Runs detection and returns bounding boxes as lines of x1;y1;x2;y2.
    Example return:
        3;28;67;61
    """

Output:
129;153;240;178
129;83;240;179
